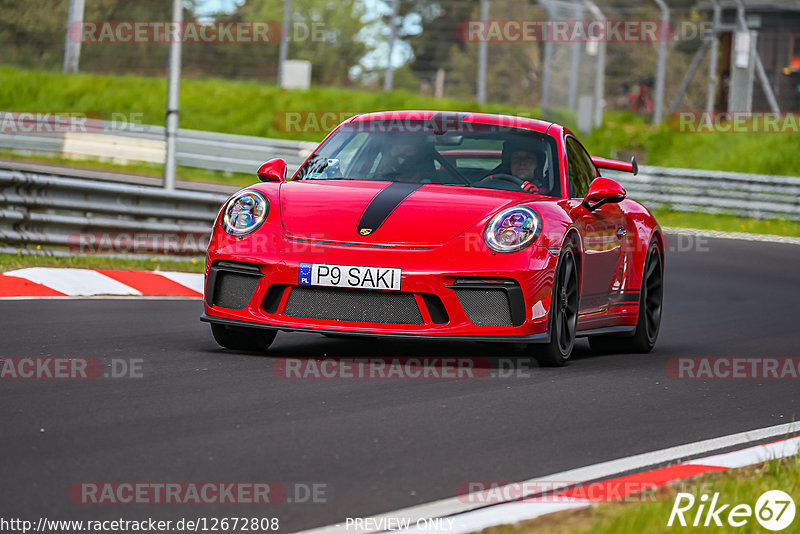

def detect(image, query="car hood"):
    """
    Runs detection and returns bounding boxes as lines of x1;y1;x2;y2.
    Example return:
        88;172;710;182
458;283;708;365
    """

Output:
278;180;534;247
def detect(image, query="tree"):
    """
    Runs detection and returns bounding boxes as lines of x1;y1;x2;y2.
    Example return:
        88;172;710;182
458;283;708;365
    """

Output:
385;0;474;87
0;0;69;67
0;0;200;72
234;0;369;85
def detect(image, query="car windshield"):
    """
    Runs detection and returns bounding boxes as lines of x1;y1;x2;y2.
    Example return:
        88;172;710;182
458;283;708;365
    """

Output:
294;120;561;197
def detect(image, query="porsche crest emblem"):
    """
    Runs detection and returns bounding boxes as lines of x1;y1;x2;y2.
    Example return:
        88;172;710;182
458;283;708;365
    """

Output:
360;228;373;236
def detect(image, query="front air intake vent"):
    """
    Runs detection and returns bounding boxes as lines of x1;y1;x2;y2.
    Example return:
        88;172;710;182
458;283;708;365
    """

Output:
449;278;525;327
284;287;423;324
455;288;513;326
213;272;260;310
206;261;262;310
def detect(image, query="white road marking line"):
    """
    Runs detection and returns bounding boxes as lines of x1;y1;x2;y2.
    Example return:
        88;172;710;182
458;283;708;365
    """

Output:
688;436;800;470
293;421;800;534
398;435;800;534
401;500;591;534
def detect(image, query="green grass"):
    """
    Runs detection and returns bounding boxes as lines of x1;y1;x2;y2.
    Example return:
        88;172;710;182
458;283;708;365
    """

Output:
2;66;798;176
582;112;800;177
651;209;800;237
0;66;522;143
483;454;800;534
0;253;204;273
2;66;798;241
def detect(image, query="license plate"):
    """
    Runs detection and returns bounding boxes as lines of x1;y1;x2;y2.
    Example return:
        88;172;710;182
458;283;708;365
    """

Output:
298;263;401;291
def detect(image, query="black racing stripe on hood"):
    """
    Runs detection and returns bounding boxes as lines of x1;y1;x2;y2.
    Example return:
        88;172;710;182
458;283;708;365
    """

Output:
357;182;424;236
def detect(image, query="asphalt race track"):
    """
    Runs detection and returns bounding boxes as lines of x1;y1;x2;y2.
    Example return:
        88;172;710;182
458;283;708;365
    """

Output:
2;234;799;531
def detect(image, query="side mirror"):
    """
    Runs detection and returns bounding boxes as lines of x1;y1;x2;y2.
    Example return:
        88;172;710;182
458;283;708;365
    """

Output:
257;159;287;182
582;177;626;212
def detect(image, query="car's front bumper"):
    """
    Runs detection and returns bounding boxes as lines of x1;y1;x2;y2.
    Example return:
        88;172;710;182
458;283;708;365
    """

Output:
200;313;550;343
202;233;558;342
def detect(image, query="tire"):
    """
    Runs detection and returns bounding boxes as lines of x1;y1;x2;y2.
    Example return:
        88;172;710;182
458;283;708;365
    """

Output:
589;240;663;354
211;323;277;352
529;237;580;367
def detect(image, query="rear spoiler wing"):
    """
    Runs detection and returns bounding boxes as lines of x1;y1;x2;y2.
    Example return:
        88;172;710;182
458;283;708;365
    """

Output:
591;156;638;176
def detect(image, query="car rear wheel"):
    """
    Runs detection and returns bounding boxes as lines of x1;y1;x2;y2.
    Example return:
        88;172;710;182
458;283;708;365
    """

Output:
529;238;579;367
589;241;663;354
211;324;277;352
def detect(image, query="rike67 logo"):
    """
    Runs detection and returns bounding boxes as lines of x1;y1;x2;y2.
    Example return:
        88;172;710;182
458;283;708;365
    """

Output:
668;490;796;531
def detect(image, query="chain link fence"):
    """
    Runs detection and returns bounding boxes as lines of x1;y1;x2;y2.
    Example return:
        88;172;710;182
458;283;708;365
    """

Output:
2;0;732;120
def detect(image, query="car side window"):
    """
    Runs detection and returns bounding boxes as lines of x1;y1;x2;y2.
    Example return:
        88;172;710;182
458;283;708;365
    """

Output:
565;136;595;198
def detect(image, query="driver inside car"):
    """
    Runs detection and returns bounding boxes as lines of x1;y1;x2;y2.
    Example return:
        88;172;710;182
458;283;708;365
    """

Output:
509;149;545;193
482;141;549;194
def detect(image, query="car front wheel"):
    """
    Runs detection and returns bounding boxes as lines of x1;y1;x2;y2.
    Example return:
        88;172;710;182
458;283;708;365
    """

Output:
529;237;580;367
211;324;277;352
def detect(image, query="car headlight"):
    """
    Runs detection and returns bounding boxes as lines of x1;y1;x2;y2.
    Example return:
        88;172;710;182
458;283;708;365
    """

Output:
222;190;268;236
484;206;542;252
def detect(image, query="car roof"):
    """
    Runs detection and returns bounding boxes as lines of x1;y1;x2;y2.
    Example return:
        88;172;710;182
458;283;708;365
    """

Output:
346;110;554;135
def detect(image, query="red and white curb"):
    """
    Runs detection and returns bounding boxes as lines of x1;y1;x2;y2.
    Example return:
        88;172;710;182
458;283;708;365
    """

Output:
297;422;800;534
0;268;203;298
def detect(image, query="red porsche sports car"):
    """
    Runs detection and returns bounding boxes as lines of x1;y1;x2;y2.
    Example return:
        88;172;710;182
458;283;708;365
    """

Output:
201;111;664;366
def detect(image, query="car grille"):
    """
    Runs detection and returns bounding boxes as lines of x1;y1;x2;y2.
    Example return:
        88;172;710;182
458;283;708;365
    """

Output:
212;272;260;310
455;288;513;326
284;286;424;324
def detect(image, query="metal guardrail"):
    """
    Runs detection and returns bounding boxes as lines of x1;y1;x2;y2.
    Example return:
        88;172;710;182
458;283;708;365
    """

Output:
605;166;800;221
3;161;799;262
1;116;798;229
0;168;228;259
0;118;317;175
1;160;798;261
